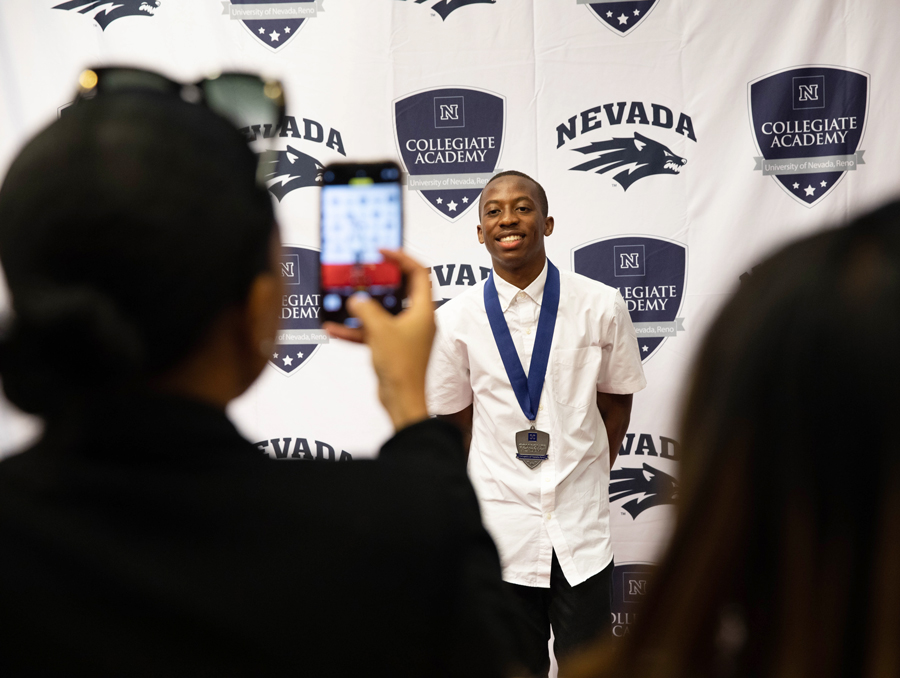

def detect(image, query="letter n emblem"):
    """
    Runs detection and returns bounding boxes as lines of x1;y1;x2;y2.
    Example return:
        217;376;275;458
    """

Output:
433;95;466;128
798;84;818;101
628;579;647;596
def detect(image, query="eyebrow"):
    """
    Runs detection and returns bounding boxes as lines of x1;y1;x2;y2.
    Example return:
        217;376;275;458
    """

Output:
482;196;535;209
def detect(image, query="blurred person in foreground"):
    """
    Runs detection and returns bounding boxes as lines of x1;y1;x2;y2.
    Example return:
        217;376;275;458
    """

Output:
0;70;523;677
562;202;900;678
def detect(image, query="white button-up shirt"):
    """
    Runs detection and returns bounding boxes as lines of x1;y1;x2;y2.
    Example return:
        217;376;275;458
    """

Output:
426;261;646;587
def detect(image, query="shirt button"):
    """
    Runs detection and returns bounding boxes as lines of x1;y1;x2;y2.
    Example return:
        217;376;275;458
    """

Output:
543;476;551;483
538;404;543;412
545;512;552;520
517;292;526;300
526;327;532;335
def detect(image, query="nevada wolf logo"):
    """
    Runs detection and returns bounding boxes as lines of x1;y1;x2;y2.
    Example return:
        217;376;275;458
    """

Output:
397;0;495;20
557;100;695;194
53;0;159;29
221;0;322;51
571;132;686;191
261;146;324;202
583;1;659;37
610;463;678;519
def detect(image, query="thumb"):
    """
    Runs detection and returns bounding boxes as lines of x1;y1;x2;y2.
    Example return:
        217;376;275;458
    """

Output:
347;292;387;328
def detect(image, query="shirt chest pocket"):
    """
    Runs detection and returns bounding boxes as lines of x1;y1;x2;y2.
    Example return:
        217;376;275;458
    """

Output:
550;346;603;410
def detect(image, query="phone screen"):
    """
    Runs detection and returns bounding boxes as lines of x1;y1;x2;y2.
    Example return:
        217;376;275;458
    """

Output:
320;165;403;325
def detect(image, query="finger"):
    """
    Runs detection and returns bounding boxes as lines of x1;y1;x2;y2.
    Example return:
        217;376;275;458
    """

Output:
379;249;433;314
323;321;365;344
347;292;389;328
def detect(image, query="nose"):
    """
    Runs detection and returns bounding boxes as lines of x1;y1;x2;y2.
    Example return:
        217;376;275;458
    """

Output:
498;206;519;226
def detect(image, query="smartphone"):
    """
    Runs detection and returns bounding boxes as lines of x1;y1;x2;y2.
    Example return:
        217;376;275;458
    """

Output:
319;161;404;327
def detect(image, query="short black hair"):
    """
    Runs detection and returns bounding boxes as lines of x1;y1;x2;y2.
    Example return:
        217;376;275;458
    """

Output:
0;91;275;413
480;170;549;219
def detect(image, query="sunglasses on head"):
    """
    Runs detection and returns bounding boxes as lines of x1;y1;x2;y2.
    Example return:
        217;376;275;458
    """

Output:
75;67;285;130
74;67;286;184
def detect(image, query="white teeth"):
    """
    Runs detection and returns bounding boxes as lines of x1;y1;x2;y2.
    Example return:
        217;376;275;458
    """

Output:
500;235;523;242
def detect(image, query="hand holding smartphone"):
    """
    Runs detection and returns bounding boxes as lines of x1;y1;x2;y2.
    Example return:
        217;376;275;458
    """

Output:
319;162;405;327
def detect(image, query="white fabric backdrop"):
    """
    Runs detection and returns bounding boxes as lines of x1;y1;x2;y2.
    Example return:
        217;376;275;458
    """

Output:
1;0;899;641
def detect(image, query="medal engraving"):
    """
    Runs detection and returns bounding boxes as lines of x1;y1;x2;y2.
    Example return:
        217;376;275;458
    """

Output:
516;427;549;469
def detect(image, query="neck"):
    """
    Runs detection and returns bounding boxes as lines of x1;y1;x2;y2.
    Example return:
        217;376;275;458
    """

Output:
148;312;259;411
493;255;547;290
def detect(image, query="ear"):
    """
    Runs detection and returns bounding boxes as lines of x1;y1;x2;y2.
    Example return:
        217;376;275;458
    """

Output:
245;271;282;363
477;224;485;244
634;138;646;152
543;216;554;237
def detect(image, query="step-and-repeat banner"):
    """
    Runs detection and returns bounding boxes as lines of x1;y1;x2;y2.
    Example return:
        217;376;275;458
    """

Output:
2;0;900;641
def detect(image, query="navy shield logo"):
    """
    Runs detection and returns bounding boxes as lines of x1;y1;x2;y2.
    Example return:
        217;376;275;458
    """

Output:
221;0;322;50
573;235;686;361
394;87;505;221
611;562;656;635
582;1;660;37
272;246;326;376
54;0;160;30
749;66;868;207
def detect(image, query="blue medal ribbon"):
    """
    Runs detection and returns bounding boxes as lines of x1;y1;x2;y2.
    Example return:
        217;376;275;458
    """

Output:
484;260;560;422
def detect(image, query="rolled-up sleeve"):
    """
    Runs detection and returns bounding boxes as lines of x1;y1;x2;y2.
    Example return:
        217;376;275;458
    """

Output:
596;291;647;394
426;312;474;415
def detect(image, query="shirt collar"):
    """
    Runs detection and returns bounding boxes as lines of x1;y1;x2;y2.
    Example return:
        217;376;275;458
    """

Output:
492;259;549;312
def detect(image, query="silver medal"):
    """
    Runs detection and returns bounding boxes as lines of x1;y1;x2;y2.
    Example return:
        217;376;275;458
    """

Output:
516;425;550;469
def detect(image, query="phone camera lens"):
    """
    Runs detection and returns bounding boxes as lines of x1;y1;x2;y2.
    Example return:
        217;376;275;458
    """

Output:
384;295;397;308
323;171;335;183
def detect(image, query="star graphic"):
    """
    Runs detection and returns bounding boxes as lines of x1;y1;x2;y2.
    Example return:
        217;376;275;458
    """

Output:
436;197;443;204
618;14;629;24
297;351;304;359
606;11;612;17
642;345;649;353
282;355;293;366
793;182;800;189
285;26;291;33
273;353;278;359
269;30;280;42
447;200;458;211
634;9;641;15
462;196;469;203
804;185;816;196
258;27;265;34
820;180;827;187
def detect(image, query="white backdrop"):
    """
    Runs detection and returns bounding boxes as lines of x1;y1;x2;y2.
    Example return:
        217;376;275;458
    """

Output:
2;0;899;640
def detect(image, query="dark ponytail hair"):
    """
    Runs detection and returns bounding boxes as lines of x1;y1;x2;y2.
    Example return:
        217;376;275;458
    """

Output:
0;285;144;412
0;91;275;414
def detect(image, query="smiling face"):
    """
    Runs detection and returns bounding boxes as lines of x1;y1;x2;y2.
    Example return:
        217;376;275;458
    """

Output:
477;175;554;288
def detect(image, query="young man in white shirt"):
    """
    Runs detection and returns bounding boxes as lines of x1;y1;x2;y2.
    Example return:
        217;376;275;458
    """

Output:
426;171;646;675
